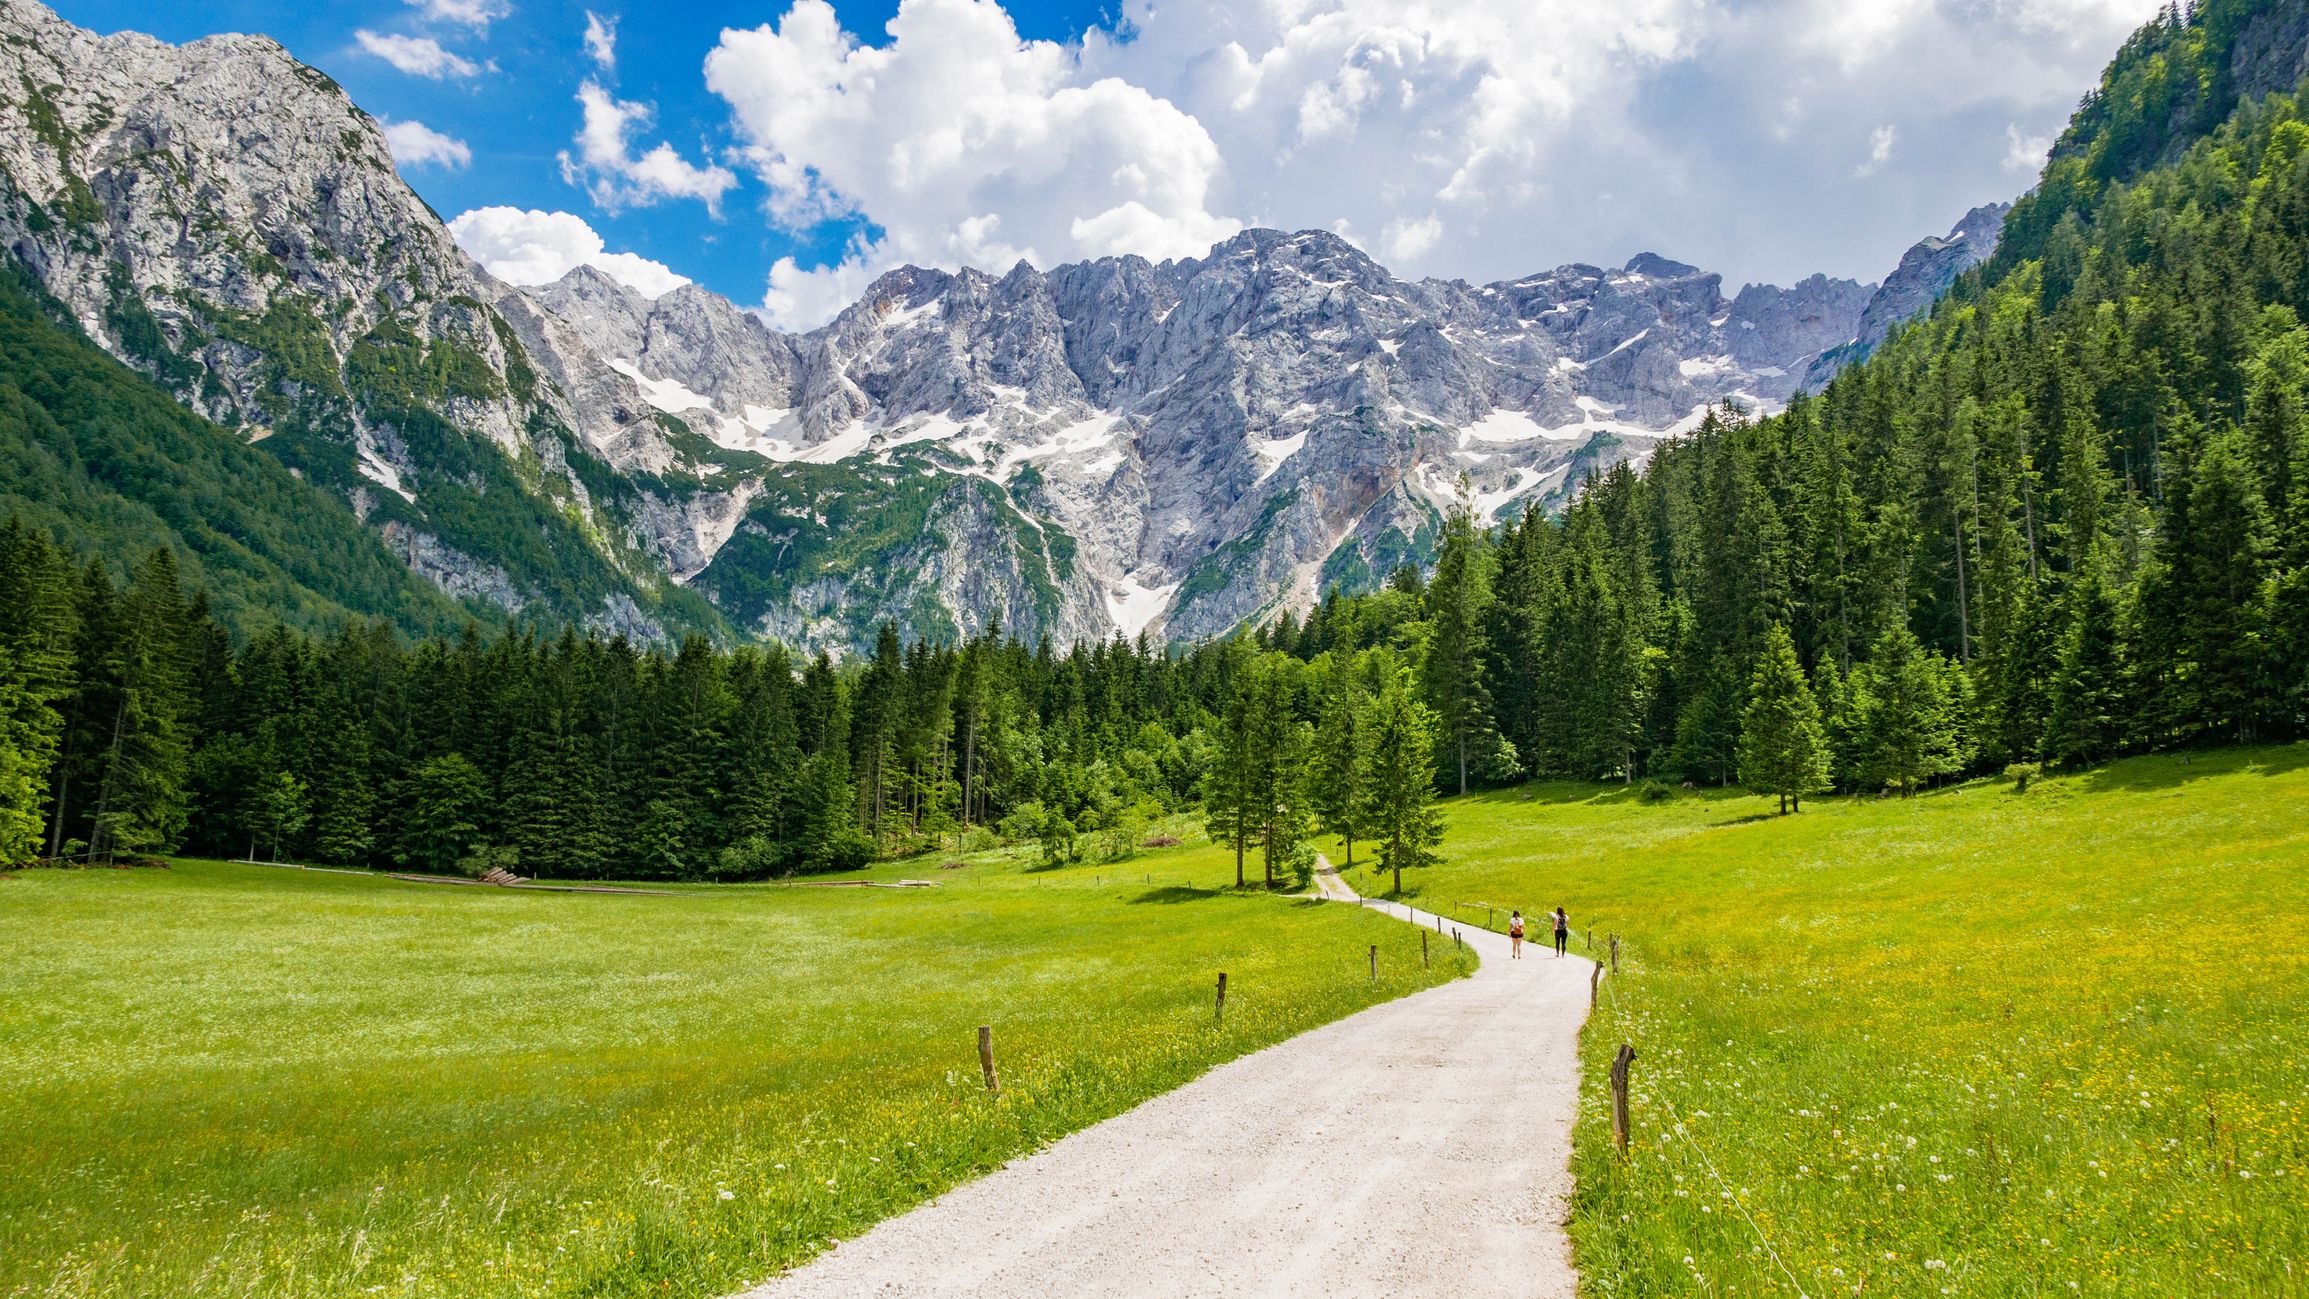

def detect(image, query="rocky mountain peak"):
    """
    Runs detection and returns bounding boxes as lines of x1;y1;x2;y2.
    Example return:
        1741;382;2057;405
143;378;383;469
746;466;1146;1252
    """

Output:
1799;201;2010;389
0;1;2012;656
1622;252;1706;279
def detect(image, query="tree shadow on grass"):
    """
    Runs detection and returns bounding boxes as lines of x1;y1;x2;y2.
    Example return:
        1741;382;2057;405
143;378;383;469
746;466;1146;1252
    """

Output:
1128;885;1220;904
1458;779;1746;813
2069;743;2309;795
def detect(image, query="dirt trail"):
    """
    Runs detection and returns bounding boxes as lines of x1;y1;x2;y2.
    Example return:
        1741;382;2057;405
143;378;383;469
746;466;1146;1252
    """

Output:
735;856;1594;1299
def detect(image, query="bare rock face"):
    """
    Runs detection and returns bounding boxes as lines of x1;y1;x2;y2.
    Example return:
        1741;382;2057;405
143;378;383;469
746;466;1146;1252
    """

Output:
0;1;2001;653
515;226;1897;645
0;0;722;634
1800;203;2010;389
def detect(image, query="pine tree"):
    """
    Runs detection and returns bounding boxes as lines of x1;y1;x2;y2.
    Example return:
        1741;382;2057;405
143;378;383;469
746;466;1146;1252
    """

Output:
398;752;485;873
1201;650;1260;888
88;550;197;860
791;749;873;874
2280;400;2309;726
1736;624;1832;813
2042;564;2127;767
253;770;310;863
2172;426;2276;742
1358;668;1445;895
1854;628;1965;797
1674;658;1745;786
1245;655;1307;888
851;622;905;840
1423;496;1497;795
1305;667;1367;867
0;521;75;864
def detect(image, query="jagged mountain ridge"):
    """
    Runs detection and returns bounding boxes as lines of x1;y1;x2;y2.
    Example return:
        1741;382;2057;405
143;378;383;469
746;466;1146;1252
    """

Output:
0;0;724;637
512;224;1990;647
0;0;2000;652
1801;203;2009;388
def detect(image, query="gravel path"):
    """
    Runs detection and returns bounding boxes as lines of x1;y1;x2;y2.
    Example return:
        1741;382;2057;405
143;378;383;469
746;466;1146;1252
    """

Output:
735;858;1594;1299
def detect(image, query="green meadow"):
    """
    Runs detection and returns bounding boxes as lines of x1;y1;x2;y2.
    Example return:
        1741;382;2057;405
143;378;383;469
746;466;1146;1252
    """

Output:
0;842;1467;1299
1344;745;2309;1297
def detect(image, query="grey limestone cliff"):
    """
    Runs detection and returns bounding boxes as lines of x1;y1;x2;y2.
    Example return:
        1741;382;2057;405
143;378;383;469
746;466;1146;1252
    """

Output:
0;0;2008;653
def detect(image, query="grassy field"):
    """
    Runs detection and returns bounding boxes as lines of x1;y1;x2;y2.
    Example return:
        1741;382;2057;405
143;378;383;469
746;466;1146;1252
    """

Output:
0;838;1468;1299
1342;744;2309;1297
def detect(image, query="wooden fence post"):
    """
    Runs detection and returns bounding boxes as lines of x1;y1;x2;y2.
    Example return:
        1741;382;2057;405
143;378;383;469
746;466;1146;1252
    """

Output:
1590;960;1602;1007
1609;934;1620;974
978;1025;1000;1096
1216;971;1227;1019
1369;944;1378;983
1610;1044;1636;1153
1422;929;1430;968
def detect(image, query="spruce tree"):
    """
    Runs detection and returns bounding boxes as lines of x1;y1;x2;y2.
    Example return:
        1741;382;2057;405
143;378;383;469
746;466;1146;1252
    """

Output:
1854;628;1964;797
88;550;196;860
0;521;75;864
253;771;310;863
1736;624;1832;813
1358;669;1445;896
2042;564;2127;767
1305;667;1366;868
1423;497;1496;795
2172;427;2276;742
1201;650;1259;888
398;753;485;873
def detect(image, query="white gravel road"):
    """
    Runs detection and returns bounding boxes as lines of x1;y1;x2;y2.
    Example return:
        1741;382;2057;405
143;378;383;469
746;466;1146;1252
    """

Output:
735;857;1595;1299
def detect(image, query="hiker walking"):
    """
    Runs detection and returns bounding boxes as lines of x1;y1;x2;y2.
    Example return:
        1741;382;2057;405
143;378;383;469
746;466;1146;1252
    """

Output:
1508;909;1525;959
1552;906;1570;958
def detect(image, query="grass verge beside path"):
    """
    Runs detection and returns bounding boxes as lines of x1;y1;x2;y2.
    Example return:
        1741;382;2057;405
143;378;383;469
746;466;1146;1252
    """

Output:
1342;745;2309;1297
0;841;1468;1299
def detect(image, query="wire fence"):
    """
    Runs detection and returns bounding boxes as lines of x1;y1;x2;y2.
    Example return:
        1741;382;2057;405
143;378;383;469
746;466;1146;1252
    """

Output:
1343;873;1816;1298
1597;944;1814;1299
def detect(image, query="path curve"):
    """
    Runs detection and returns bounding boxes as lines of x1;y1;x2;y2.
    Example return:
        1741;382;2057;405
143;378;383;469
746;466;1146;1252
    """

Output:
735;857;1594;1299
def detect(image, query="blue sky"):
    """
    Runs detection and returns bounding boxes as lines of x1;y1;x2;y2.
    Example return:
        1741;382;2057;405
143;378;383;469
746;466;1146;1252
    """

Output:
51;0;1115;301
52;0;2165;329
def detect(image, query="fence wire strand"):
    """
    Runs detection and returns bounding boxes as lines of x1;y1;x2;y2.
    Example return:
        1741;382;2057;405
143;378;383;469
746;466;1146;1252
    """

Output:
1600;954;1813;1299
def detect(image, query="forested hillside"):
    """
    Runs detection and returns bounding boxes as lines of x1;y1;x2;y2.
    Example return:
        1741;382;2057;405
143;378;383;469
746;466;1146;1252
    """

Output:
4;1;2307;878
0;266;480;637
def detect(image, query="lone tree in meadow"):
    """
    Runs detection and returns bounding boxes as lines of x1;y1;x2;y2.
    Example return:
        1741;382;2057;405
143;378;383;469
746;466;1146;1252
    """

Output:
1358;668;1445;895
1736;624;1831;813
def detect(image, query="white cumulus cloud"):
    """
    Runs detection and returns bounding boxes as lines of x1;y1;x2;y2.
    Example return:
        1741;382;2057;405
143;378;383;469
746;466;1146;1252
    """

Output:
2004;123;2056;173
355;30;483;79
406;0;510;31
691;0;2164;326
1856;124;1898;177
381;119;472;169
704;0;1240;328
560;80;738;213
448;206;693;298
583;11;617;70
